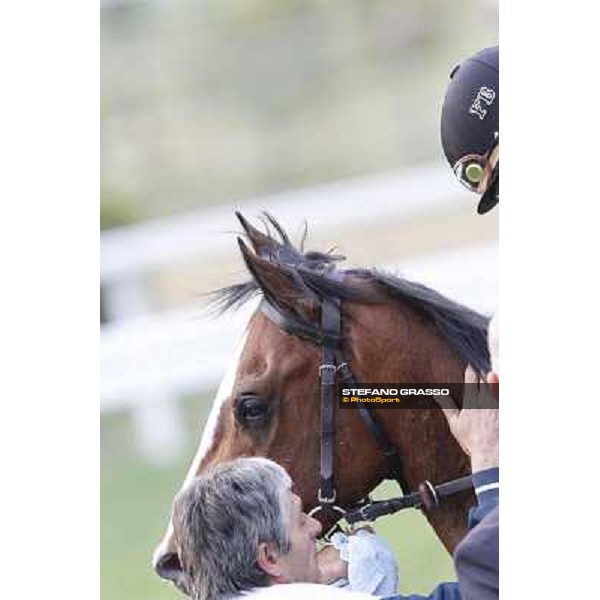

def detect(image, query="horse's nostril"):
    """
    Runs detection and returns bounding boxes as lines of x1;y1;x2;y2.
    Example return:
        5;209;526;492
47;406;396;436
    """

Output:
154;551;183;582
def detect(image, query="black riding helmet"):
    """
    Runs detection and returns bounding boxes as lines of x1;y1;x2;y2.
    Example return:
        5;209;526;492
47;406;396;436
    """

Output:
441;46;499;214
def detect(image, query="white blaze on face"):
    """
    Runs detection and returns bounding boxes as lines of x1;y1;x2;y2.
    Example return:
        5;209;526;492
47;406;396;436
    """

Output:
182;328;250;489
153;326;251;567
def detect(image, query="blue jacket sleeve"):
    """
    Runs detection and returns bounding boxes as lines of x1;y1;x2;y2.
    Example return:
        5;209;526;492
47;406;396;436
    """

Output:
384;581;462;600
383;468;499;600
467;467;499;529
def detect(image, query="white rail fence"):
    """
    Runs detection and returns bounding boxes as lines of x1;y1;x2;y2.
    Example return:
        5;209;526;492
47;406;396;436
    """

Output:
100;165;498;464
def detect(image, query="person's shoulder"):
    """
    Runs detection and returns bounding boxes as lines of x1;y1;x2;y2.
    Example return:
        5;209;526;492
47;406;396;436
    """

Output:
239;582;379;599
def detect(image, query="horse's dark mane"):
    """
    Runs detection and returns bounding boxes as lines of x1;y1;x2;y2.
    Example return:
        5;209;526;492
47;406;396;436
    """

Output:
210;214;491;374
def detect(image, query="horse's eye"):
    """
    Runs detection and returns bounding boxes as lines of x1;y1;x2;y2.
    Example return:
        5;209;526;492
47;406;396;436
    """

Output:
236;394;269;423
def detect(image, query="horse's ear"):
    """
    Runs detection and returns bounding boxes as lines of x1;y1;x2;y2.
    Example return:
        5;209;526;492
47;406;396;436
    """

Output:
237;238;319;322
236;212;304;267
236;211;278;259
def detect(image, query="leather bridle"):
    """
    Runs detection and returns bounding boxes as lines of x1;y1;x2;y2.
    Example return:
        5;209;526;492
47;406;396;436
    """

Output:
259;283;474;532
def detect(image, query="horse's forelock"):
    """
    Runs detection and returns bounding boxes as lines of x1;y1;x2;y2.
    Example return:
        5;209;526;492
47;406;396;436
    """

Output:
210;214;490;375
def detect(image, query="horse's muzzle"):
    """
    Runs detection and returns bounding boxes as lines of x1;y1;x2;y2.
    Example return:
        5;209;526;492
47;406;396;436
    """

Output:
153;546;190;595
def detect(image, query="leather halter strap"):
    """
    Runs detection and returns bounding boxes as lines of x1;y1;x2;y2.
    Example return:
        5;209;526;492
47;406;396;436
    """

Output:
318;297;341;504
260;300;343;349
259;296;410;512
336;358;410;493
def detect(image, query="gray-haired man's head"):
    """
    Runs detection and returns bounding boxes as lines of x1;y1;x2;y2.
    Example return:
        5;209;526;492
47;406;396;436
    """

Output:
172;457;322;600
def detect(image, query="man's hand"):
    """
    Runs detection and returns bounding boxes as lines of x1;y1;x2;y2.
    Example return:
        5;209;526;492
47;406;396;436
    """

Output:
317;545;347;584
316;527;375;584
440;366;499;473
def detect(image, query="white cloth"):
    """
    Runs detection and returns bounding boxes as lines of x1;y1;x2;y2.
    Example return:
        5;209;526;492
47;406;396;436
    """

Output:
330;530;399;596
239;582;378;599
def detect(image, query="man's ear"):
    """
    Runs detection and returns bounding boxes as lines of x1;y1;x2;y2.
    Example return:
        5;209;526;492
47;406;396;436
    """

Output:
257;542;284;582
238;237;319;323
486;371;499;402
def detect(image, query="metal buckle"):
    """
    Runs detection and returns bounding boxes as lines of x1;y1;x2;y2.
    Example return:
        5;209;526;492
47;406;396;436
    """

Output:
308;503;346;519
318;487;337;504
316;519;351;547
355;505;371;523
319;364;337;384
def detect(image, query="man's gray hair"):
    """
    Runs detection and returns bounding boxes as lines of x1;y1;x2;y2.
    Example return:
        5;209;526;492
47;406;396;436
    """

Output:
172;457;293;600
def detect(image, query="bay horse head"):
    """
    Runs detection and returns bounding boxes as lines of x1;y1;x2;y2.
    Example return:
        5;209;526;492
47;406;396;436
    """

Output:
153;213;490;592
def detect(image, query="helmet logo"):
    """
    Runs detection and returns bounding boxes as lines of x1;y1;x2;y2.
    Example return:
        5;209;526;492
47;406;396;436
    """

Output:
469;86;496;120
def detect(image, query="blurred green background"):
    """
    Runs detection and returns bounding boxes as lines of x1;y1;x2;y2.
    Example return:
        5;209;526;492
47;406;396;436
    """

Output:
101;1;497;598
